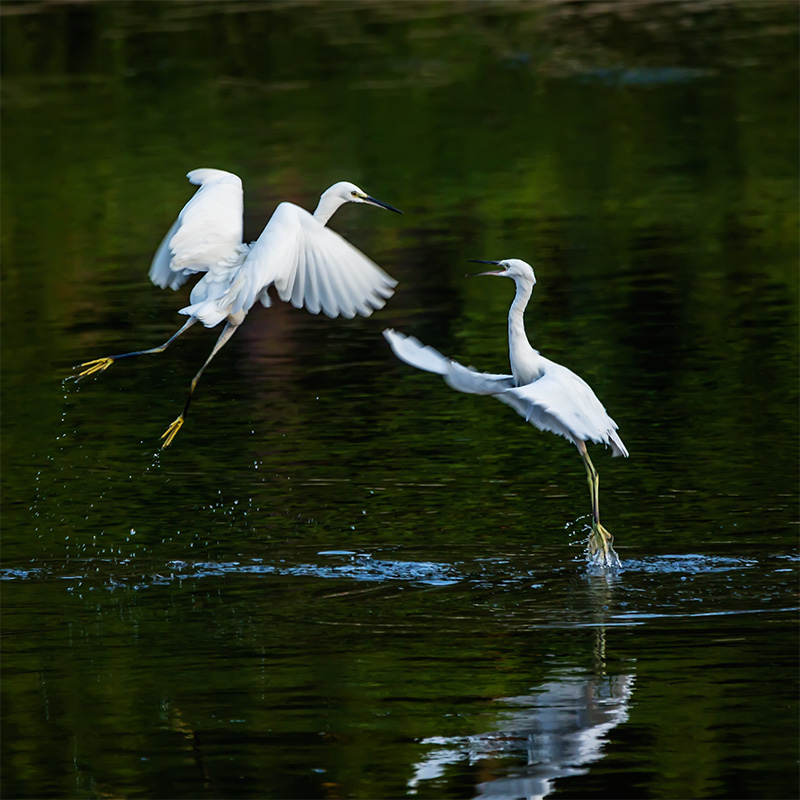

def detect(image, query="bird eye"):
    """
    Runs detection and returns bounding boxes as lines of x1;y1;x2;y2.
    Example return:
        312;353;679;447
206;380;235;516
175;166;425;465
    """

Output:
351;190;358;197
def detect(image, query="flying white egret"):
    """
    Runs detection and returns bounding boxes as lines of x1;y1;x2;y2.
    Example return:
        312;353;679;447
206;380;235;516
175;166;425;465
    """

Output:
383;258;628;567
75;169;401;447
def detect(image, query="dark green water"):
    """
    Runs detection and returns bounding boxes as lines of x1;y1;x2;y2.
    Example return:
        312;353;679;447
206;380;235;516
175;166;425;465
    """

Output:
2;2;798;798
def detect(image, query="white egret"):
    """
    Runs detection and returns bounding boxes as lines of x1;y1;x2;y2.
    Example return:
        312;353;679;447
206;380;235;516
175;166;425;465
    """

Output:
383;258;628;567
76;169;401;447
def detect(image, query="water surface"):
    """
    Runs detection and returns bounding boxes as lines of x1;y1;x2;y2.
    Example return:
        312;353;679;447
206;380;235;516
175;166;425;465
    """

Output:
2;2;798;798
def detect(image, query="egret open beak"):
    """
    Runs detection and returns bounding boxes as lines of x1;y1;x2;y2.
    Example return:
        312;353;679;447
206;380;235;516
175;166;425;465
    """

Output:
467;259;505;277
362;194;403;214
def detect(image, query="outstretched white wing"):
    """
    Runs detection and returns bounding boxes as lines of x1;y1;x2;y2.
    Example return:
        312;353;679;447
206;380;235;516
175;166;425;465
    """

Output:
149;168;244;291
384;329;628;457
382;329;450;375
214;202;397;320
383;329;515;392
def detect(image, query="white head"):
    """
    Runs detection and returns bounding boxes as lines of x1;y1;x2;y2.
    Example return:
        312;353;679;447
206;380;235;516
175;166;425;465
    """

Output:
313;181;402;225
470;258;537;287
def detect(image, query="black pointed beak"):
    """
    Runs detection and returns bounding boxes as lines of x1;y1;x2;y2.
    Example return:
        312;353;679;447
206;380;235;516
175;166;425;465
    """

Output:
364;195;403;215
467;259;504;277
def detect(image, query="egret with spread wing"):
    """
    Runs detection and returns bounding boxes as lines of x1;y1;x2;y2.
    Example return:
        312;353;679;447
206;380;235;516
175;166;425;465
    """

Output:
383;258;628;567
76;169;401;447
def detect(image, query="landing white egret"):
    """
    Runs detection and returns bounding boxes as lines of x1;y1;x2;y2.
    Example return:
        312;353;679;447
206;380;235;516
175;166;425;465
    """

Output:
383;258;628;567
76;169;401;447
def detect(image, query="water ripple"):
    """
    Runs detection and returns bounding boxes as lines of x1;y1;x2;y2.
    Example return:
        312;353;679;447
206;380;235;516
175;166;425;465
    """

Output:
622;554;758;574
165;553;459;586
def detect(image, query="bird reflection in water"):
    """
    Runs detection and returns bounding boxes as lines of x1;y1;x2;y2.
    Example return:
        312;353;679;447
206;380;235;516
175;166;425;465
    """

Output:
408;579;633;799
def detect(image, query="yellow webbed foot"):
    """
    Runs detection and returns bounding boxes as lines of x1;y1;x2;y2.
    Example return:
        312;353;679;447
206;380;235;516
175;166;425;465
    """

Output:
588;522;621;569
76;357;115;379
160;415;185;449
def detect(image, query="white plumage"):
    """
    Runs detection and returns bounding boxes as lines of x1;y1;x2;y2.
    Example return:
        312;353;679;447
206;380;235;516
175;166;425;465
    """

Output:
149;169;246;291
384;329;626;456
383;258;628;567
77;169;402;447
150;169;398;325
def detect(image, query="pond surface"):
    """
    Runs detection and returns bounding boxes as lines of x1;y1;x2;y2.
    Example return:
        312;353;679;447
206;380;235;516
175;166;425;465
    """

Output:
2;2;798;798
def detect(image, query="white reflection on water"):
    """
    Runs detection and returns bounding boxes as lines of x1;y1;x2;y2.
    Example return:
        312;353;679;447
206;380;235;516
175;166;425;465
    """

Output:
408;668;634;800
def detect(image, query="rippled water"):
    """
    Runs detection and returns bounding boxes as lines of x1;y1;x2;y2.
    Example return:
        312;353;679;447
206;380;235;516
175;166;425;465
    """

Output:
2;2;798;798
3;542;796;798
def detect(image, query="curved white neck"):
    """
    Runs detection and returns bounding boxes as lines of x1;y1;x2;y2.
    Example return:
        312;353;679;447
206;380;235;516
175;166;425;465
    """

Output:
312;192;347;226
508;278;545;386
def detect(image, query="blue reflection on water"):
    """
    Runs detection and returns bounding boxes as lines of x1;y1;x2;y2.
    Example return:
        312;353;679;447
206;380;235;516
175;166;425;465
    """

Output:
0;551;782;588
575;66;714;86
168;553;459;586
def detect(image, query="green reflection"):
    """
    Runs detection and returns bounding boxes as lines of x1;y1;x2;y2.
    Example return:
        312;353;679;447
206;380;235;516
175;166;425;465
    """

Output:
1;2;798;799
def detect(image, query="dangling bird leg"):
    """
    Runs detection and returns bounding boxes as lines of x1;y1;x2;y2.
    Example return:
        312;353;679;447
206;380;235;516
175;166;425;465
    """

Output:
579;441;601;523
577;442;619;567
160;322;239;448
75;317;198;379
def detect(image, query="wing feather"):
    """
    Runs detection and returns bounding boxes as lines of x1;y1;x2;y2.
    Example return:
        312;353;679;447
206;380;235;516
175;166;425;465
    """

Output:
331;247;368;316
148;168;244;291
207;202;395;320
149;217;184;290
314;247;342;318
445;361;516;395
384;330;515;393
385;329;628;457
501;363;628;456
383;329;450;375
322;250;357;318
182;197;398;325
303;245;322;316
